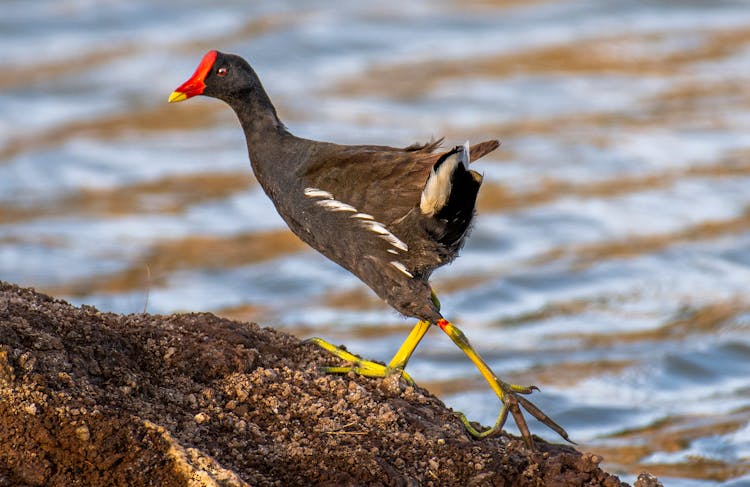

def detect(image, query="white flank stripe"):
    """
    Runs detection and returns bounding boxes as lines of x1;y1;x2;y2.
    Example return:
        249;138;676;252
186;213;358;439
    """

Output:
317;199;357;212
305;187;408;253
304;187;333;199
365;222;408;252
387;249;399;254
379;233;408;252
366;221;390;235
390;261;413;278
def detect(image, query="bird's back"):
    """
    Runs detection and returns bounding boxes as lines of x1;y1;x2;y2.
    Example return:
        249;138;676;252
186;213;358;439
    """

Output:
276;137;498;287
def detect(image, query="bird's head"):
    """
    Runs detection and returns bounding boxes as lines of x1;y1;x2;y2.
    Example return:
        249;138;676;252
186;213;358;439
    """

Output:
168;50;259;103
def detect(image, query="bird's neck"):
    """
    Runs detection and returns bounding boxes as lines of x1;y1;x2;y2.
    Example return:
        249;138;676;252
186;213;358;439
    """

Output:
226;86;295;193
229;86;286;142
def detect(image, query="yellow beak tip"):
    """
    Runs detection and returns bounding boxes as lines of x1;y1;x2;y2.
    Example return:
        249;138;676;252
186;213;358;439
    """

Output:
168;91;188;103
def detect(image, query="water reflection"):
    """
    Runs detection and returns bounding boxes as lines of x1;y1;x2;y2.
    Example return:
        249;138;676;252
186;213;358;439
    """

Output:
2;1;750;484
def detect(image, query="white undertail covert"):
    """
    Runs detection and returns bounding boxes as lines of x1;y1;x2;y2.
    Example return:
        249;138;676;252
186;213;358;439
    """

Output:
419;141;470;216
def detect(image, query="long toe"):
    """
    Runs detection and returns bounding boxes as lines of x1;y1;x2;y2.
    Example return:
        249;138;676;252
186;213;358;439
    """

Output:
514;394;573;445
456;380;571;449
500;381;572;448
306;336;413;383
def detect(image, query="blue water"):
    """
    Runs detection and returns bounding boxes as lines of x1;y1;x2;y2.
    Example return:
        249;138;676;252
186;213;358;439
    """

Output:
2;1;750;483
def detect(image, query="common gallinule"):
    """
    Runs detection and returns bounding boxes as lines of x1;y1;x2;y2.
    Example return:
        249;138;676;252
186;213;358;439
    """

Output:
169;50;569;447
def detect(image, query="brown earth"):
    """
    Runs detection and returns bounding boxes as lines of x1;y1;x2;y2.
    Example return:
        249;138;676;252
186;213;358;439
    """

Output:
0;282;661;486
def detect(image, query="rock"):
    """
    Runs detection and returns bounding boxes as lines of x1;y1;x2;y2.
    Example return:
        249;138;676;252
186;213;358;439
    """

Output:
0;281;650;486
634;472;664;487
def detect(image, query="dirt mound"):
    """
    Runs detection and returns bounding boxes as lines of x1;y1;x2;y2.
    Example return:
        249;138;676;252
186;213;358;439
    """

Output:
0;282;658;486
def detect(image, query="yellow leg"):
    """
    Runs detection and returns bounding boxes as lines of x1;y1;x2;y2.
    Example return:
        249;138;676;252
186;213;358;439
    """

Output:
307;289;570;447
436;318;571;448
306;319;431;384
386;319;430;370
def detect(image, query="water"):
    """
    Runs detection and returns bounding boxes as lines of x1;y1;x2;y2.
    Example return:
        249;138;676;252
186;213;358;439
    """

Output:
2;1;750;484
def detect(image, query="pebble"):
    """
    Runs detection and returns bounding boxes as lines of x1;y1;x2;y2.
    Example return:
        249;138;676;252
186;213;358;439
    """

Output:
75;424;90;442
163;347;177;360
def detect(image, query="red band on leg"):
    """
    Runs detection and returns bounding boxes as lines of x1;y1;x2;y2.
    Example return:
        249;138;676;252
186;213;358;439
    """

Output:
437;318;449;331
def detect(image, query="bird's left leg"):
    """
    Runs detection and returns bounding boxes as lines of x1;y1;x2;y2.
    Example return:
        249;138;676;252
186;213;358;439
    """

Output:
306;319;431;383
435;318;571;448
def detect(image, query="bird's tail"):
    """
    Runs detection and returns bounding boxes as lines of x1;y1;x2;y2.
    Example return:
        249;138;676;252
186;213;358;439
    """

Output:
419;142;485;251
469;139;500;163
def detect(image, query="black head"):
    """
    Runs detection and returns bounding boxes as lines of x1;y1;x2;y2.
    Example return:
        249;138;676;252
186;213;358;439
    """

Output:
168;50;261;104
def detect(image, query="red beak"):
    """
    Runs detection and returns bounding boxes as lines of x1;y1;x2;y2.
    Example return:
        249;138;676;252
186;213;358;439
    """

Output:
168;50;218;103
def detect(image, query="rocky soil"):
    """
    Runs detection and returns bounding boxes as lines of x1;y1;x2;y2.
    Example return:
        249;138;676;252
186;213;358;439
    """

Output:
0;282;661;486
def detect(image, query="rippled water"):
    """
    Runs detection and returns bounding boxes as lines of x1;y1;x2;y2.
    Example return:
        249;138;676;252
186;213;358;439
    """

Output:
3;1;750;484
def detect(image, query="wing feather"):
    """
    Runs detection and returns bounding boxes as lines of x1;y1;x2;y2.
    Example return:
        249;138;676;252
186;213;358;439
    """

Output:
301;139;499;225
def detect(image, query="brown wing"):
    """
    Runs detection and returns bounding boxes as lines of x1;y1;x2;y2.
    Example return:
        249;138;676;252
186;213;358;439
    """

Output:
299;139;499;225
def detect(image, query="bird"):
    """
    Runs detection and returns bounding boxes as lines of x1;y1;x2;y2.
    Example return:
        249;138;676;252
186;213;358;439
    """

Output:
169;50;569;448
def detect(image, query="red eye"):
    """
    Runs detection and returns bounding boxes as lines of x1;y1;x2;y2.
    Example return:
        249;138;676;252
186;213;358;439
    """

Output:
217;67;228;77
